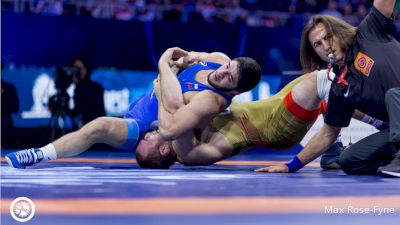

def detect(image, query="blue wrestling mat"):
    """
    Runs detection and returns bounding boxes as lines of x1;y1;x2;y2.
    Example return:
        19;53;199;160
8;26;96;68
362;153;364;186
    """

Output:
1;149;399;225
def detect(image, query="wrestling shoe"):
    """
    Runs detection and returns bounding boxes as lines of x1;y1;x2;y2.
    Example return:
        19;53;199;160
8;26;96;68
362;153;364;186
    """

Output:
5;148;44;169
378;153;400;178
320;142;343;169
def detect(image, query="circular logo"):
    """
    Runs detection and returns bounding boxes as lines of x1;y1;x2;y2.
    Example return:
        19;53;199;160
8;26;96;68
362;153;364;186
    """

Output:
10;197;35;222
357;57;366;68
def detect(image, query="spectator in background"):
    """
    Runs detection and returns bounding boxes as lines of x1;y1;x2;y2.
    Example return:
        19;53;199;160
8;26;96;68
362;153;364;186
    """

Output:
71;58;105;128
160;0;184;21
295;0;321;14
1;64;20;148
34;0;63;16
77;0;97;17
136;0;156;22
213;0;247;24
263;11;282;27
114;0;135;21
196;0;216;22
355;4;368;24
181;0;197;22
91;0;114;19
342;2;358;25
10;0;393;29
320;0;343;19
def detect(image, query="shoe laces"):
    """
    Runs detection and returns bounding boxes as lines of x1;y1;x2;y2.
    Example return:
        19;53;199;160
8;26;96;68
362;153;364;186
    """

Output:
15;149;38;164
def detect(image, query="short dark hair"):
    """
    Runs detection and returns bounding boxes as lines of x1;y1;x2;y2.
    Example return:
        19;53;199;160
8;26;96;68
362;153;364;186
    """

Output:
233;57;262;93
135;146;177;169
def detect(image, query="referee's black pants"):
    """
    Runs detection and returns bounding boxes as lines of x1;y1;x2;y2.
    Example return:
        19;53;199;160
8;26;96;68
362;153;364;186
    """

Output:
339;88;400;175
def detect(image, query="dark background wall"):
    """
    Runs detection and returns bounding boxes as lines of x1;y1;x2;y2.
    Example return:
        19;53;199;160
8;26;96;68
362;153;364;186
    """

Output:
2;12;304;74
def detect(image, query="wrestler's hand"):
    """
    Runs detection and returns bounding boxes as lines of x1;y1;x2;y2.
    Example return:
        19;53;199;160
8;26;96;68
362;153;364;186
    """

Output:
168;54;200;73
160;47;188;65
168;60;182;74
254;164;289;173
182;55;201;68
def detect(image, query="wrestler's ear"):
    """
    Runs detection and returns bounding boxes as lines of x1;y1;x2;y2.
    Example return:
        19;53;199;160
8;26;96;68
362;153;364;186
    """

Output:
159;144;170;156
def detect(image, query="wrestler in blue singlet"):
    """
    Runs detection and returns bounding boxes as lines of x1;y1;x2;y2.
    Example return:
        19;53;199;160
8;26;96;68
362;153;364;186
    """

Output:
120;61;232;150
178;61;232;105
120;90;159;150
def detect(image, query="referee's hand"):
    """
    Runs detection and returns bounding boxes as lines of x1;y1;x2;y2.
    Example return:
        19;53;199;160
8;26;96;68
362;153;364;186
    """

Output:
255;164;289;173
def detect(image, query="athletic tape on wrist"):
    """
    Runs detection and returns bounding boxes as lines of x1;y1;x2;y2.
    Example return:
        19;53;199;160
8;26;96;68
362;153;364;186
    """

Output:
285;156;304;173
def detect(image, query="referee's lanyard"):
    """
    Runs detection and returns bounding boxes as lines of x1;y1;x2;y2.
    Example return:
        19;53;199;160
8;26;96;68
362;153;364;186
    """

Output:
327;61;349;87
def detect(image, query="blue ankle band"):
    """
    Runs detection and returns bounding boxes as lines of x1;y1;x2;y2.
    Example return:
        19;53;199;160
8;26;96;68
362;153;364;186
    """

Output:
285;156;304;173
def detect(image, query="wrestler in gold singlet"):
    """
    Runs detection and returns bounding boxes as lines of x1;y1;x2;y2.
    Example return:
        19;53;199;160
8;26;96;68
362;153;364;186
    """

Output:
211;75;326;155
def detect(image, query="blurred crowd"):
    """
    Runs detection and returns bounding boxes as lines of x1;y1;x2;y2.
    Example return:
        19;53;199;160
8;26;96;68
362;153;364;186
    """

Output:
2;0;400;27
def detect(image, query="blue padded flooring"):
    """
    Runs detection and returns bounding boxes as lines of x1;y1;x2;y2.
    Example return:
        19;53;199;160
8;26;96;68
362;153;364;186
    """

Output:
1;148;399;225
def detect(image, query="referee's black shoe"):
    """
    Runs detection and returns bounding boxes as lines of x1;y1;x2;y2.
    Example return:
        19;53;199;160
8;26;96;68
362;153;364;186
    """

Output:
378;150;400;178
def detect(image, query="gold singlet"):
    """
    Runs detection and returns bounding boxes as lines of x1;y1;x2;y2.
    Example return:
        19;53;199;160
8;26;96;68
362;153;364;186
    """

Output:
211;75;326;155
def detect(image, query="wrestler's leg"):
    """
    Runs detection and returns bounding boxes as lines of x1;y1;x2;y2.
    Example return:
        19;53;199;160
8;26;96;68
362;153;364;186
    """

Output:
54;117;130;157
266;72;323;149
5;117;139;168
290;71;322;110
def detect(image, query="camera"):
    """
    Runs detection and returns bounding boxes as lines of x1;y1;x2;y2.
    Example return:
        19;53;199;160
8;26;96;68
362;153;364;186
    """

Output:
48;66;81;140
48;66;80;114
54;66;81;89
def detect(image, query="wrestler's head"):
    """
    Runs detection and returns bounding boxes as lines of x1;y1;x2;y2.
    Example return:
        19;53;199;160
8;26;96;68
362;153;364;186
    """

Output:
300;14;356;71
135;130;177;169
208;57;261;94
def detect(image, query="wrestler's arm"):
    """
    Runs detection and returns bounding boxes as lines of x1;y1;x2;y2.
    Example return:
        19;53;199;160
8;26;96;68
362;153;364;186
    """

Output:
373;0;396;17
189;51;230;65
158;47;188;112
154;91;226;163
158;91;224;140
177;144;229;166
155;104;229;165
155;73;230;163
256;123;341;173
170;51;230;71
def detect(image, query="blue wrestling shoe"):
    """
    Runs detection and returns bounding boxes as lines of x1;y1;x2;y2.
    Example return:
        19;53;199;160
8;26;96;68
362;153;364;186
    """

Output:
320;142;343;169
5;148;44;169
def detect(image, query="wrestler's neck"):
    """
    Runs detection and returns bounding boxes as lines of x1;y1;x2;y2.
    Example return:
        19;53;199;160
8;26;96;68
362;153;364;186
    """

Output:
195;70;212;85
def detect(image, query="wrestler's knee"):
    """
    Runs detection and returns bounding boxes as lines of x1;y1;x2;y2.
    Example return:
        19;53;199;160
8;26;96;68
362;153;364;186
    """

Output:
81;117;114;141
